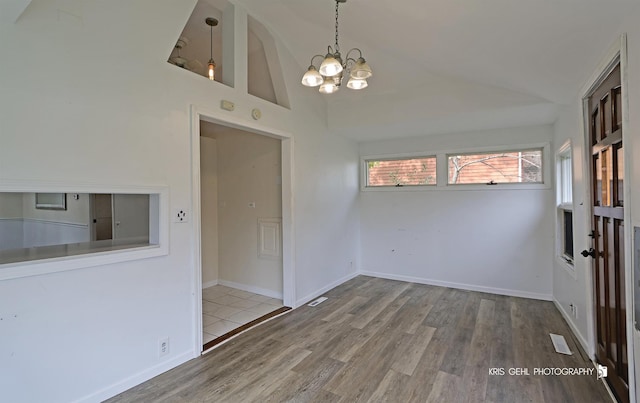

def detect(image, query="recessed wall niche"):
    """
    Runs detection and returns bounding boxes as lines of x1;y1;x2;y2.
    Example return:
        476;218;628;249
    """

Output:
168;0;228;84
248;16;290;108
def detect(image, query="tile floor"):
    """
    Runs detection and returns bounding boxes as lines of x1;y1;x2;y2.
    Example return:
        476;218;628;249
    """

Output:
202;285;283;344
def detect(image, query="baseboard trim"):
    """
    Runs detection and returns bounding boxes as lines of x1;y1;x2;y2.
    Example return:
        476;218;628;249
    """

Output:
295;272;359;307
359;270;552;301
217;279;282;299
553;298;591;358
202;280;218;289
75;350;195;403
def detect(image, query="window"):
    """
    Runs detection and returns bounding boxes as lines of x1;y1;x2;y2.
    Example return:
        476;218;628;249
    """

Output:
557;144;573;265
447;149;543;185
365;156;436;187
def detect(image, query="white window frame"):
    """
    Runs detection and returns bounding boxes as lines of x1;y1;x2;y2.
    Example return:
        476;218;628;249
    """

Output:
361;153;438;191
0;182;169;281
361;142;550;192
555;140;575;275
446;147;544;186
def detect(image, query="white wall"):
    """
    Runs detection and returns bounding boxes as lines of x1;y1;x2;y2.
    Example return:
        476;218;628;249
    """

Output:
359;125;555;299
216;127;283;297
0;192;23;218
0;1;360;402
552;103;593;350
200;136;219;288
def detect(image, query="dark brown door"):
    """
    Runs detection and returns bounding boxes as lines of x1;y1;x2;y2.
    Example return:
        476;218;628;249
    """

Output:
588;63;628;403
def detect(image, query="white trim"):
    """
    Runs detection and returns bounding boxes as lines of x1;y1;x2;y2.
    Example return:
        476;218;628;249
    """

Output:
295;272;359;307
553;298;589;355
72;350;195;403
555;139;576;279
0;217;89;228
218;279;282;300
359;270;552;301
555;256;577;280
202;279;218;289
190;104;295;355
20;218;89;228
579;33;634;399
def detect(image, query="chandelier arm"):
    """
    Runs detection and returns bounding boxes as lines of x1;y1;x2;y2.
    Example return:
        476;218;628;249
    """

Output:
345;48;363;61
310;54;325;68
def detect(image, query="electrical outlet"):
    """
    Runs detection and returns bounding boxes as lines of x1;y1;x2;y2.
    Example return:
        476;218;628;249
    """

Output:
173;208;188;223
159;337;169;358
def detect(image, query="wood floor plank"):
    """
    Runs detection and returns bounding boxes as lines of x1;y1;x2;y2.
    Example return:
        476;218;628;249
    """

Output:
107;276;612;403
390;325;436;376
425;371;464;403
349;281;410;329
365;369;410;402
329;296;409;363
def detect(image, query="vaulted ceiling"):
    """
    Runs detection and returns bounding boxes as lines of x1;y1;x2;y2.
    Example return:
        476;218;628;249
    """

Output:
7;0;638;141
234;0;638;141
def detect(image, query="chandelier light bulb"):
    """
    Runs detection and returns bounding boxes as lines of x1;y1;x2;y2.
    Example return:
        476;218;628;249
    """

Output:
319;80;339;94
301;66;323;87
350;57;372;79
347;77;368;90
319;54;343;77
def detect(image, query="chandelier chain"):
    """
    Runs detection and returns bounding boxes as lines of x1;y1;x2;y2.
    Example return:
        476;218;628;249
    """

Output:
334;0;340;52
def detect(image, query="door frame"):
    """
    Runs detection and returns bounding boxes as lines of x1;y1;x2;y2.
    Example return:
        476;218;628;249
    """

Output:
189;104;296;352
580;34;634;399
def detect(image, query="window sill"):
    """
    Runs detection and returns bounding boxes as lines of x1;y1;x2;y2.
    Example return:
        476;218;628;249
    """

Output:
556;256;577;279
361;185;437;192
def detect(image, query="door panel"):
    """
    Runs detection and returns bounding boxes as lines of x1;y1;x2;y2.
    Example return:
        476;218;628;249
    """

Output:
589;63;628;403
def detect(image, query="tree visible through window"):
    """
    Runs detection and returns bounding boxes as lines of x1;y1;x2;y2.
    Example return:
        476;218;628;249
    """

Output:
448;149;543;184
366;157;436;187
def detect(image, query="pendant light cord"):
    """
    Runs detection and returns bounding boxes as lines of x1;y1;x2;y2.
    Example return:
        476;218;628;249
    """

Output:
210;24;213;60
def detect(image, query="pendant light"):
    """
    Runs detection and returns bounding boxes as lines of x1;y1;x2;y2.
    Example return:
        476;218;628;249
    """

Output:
206;17;218;81
301;0;372;94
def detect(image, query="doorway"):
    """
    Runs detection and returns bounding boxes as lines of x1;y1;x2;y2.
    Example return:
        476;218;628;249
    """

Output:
91;194;113;241
194;115;293;351
585;62;628;403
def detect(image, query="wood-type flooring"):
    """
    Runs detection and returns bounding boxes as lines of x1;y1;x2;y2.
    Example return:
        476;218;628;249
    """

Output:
107;276;612;402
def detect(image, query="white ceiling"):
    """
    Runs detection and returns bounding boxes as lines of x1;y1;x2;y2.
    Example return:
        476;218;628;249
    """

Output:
230;0;638;141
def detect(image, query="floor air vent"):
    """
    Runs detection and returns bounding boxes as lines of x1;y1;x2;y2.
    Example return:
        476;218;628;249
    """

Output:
307;297;328;307
550;333;573;355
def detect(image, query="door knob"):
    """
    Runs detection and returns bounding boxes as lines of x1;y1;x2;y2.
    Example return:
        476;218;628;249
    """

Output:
581;248;596;258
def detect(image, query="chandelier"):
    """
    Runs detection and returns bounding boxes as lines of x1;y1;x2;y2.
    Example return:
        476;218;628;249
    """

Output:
301;0;372;94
